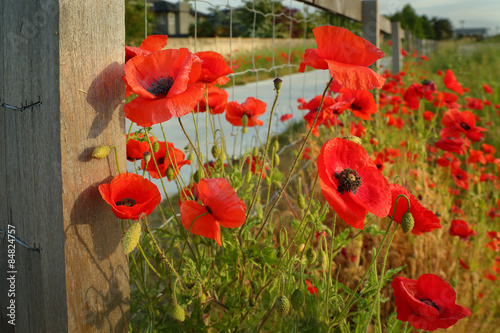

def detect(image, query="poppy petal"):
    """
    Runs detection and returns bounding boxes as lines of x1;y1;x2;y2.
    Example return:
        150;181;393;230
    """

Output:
181;201;222;246
166;83;205;117
139;35;168;52
324;59;386;90
124;97;173;127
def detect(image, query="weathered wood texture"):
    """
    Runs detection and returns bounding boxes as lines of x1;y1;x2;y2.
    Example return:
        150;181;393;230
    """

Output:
362;0;379;48
391;21;402;74
1;0;129;331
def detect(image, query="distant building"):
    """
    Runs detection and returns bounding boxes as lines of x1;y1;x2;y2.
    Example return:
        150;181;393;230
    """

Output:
151;1;209;37
455;28;488;40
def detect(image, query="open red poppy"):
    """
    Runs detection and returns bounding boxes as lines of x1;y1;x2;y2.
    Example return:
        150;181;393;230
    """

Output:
299;26;385;90
441;108;486;142
388;184;441;235
196;86;228;114
180;178;246;246
99;173;161;220
125;35;169;62
195;51;233;86
141;141;191;179
123;48;205;127
391;274;471;331
126;133;154;161
317;138;391;229
339;87;378;120
226;97;267;127
449;219;476;241
443;69;464;95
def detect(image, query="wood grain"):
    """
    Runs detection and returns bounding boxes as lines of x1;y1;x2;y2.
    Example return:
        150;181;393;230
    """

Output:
1;0;129;331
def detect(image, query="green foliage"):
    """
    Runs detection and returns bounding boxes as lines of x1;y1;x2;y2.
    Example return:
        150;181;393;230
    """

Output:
389;4;452;40
126;0;156;46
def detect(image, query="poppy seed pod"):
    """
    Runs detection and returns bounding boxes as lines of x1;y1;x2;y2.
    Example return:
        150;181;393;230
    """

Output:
290;289;305;311
401;211;415;234
92;145;111;159
143;151;151;165
273;77;283;91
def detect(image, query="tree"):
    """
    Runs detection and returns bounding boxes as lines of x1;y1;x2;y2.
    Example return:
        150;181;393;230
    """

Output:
432;18;453;40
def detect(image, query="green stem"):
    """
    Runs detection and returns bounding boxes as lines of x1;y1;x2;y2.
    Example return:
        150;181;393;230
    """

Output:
178;117;208;176
110;145;121;174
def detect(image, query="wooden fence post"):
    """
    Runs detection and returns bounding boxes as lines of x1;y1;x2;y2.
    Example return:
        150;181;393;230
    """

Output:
362;0;380;49
1;0;129;332
405;30;412;52
391;21;402;74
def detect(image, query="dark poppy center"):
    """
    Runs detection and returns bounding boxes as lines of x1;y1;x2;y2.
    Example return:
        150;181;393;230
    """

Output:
455;173;462;179
335;168;362;195
149;76;174;96
116;198;136;207
419;298;440;312
422;79;431;85
460;122;470;131
351;104;362;111
205;205;213;214
157;157;165;165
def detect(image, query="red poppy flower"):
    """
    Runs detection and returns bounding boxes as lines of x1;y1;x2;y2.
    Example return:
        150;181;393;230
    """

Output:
126;133;154;161
180;178;246;246
225;97;267;127
280;113;294;122
466;97;483;110
339;87;378;120
298;26;385;90
467;150;487;165
449;219;476;241
195;51;233;86
403;83;424;110
197;86;228;114
451;163;469;190
435;129;469;155
388;184;441;235
99;173;161;220
305;279;318;295
459;259;470;270
125;35;169;62
123;48;205;127
391;274;471;331
443;69;464;96
246;156;268;179
317;138;391;229
433;92;459;109
423;111;434;121
350;120;366;137
483;83;493;94
142;141;191;179
482;143;496;154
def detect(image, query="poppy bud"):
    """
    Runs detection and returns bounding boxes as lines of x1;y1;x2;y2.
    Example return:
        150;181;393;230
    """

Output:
199;293;206;304
211;145;220;159
401;211;415;234
92;145;110;159
297;194;306;210
275;295;290;316
273;77;283;91
152;141;160;153
242;127;248;134
241;114;249;128
306;248;317;264
143;151;151;165
272;153;280;167
341;135;362;146
297;243;305;254
123;222;142;254
319;251;329;271
253;146;259;156
277;245;286;258
220;152;226;163
193;170;201;183
164;167;174;180
245;170;252;183
290;289;305;311
272;140;280;152
170;304;185;322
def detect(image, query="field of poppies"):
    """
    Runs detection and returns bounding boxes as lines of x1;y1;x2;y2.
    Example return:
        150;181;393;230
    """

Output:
94;27;500;332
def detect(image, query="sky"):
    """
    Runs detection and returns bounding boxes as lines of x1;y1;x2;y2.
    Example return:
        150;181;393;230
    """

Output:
189;0;500;36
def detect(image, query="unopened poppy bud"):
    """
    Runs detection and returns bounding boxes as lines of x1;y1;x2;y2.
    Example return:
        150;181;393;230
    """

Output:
187;153;194;162
273;77;283;91
152;141;160;153
241;114;249;128
341;135;362;146
272;140;279;152
92;145;110;159
272;153;280;167
245;170;252;183
290;289;305;311
199;293;206;304
306;248;317;264
297;243;305;254
242;127;248;134
193;170;201;183
170;304;185;322
277;245;285;258
401;211;415;234
275;295;290;316
220;152;226;163
143;151;151;165
253;146;259;156
297;194;306;210
211;145;220;159
123;222;142;254
319;251;328;270
166;167;175;181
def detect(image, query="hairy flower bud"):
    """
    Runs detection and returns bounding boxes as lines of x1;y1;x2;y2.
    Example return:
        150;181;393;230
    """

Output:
290;289;305;311
297;194;306;210
275;295;290;316
211;145;220;159
92;145;110;159
341;135;362;146
193;170;201;183
401;211;415;234
171;304;185;322
306;248;317;264
123;222;142;254
166;167;175;181
272;153;280;167
152;141;160;153
241;114;249;128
